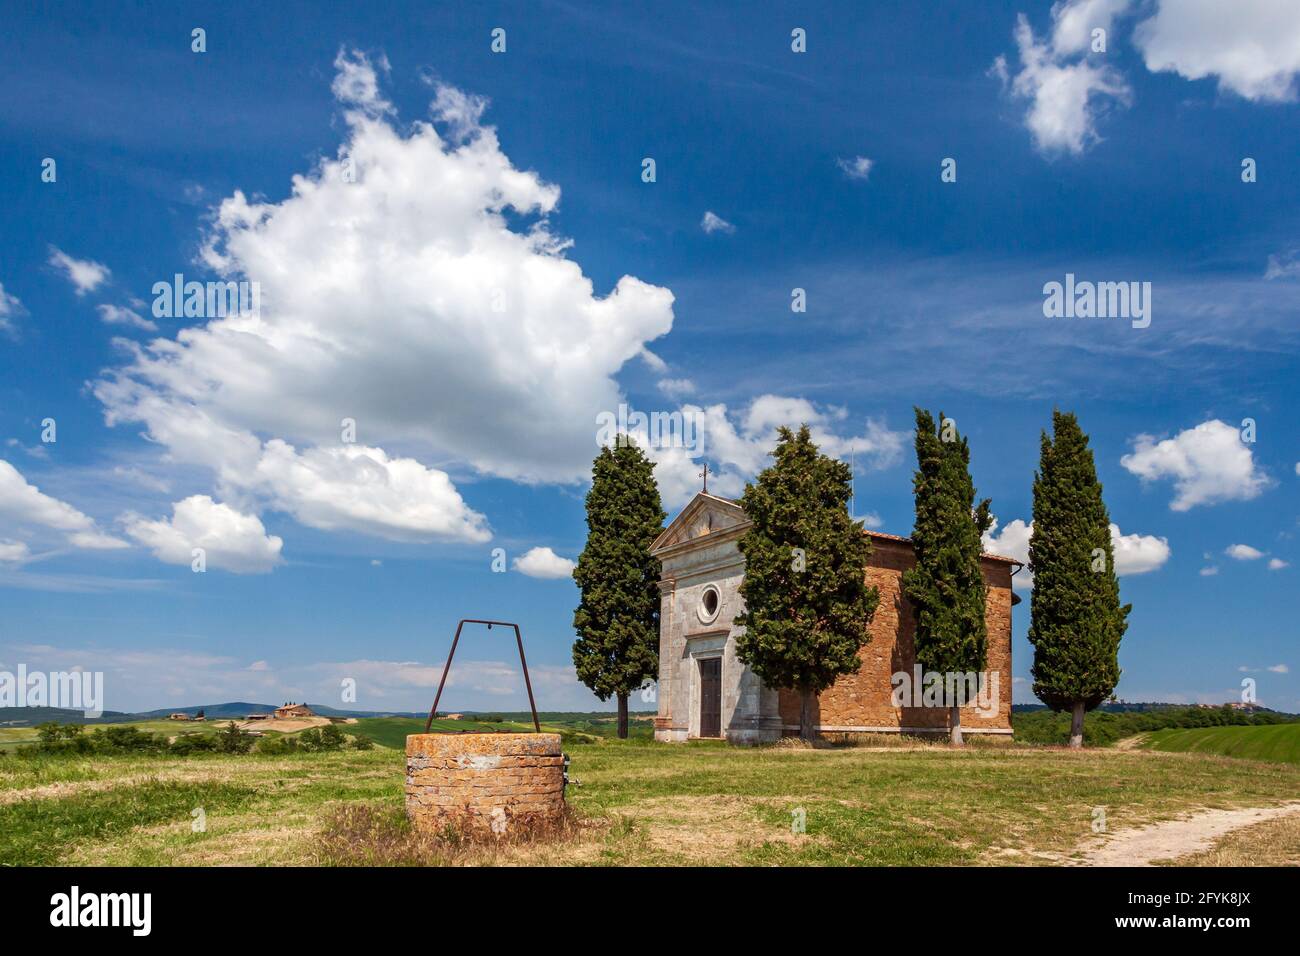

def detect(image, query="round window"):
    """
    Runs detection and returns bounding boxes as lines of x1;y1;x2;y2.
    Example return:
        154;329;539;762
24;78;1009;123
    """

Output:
698;585;721;624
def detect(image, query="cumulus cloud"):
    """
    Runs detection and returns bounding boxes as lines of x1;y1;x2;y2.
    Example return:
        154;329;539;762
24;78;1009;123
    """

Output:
1110;524;1173;574
123;495;283;573
1225;543;1264;561
47;247;110;296
982;517;1035;589
1199;565;1219;576
837;156;873;180
993;2;1132;154
1134;0;1300;102
512;546;576;579
1050;0;1134;55
252;441;490;543
982;514;1169;590
96;303;157;332
1120;420;1272;510
629;396;906;509
94;51;674;534
700;211;735;235
1268;558;1290;570
0;459;128;550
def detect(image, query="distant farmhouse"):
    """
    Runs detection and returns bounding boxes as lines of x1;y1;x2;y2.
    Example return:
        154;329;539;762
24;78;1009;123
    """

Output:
650;492;1021;744
275;702;315;719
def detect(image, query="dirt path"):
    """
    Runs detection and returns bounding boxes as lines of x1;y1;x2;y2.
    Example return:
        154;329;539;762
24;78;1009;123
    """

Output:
1077;802;1300;866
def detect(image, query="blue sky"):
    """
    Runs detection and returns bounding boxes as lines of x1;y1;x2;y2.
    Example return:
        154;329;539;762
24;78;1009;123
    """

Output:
1;0;1297;714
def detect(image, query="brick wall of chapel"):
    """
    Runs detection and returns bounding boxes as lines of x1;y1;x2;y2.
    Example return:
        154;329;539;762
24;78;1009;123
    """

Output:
777;538;1015;732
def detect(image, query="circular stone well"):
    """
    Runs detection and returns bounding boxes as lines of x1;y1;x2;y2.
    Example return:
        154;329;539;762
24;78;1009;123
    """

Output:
405;732;565;834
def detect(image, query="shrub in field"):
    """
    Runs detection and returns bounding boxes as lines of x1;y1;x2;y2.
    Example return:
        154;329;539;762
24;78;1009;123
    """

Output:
214;721;255;754
255;734;298;755
168;733;217;755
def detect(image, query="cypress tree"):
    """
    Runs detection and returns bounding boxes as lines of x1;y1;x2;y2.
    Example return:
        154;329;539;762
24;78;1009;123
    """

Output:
1028;410;1130;748
734;425;879;742
901;409;993;745
572;436;666;739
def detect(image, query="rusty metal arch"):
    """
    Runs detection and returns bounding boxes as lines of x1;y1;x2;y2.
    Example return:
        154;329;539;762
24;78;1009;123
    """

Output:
424;619;541;733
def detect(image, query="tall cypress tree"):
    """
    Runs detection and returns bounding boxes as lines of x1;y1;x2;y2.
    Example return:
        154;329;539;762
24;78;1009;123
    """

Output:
901;409;993;745
1028;410;1129;748
572;437;666;739
734;425;879;741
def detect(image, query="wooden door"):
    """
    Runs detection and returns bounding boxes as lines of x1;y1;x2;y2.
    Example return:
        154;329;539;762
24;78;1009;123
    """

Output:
699;658;722;738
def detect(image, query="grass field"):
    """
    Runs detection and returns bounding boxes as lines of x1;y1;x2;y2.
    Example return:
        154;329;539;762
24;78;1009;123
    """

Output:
2;732;1298;866
1137;723;1300;765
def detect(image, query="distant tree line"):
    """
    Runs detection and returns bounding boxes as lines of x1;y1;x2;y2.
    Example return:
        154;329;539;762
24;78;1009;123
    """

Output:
15;721;373;758
1014;705;1296;746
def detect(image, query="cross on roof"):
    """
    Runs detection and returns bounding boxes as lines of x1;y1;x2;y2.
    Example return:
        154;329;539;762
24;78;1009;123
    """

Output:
699;462;709;493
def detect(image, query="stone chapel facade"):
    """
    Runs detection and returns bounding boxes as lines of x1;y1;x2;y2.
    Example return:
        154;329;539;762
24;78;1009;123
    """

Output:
649;492;1020;744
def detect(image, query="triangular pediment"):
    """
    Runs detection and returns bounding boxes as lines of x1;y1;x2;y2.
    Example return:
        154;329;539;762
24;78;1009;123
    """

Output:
651;493;750;555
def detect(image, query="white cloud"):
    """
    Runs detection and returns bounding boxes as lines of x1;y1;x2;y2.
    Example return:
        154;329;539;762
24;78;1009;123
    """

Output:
637;397;907;509
656;378;696;399
700;211;735;235
1268;663;1290;673
123;495;283;573
1134;0;1300;102
92;49;676;558
1199;565;1219;576
0;459;128;550
512;546;575;579
994;5;1131;154
837;156;873;180
857;511;884;529
96;304;157;332
1268;558;1289;570
982;517;1035;589
331;48;393;115
1265;249;1300;279
1109;523;1172;574
1050;0;1134;55
982;515;1169;589
0;540;30;563
1120;419;1271;511
252;441;490;543
1225;543;1264;561
47;247;110;296
0;282;23;335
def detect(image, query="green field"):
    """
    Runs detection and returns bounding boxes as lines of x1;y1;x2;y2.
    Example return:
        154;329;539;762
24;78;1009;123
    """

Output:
1138;723;1300;765
2;732;1298;866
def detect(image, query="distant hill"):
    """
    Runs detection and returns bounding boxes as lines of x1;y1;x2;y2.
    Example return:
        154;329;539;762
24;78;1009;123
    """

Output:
0;706;135;727
133;702;277;720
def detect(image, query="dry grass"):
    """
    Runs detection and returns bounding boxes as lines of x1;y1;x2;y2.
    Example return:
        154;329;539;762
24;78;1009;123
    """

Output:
311;801;586;867
1160;811;1300;867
